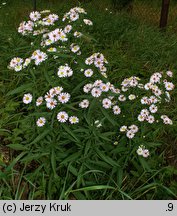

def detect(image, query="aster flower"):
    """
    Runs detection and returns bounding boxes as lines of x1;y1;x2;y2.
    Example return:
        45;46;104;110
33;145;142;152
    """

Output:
46;99;57;109
64;25;72;33
165;82;174;91
83;19;93;25
69;116;79;124
138;114;145;122
149;104;158;113
126;130;135;139
100;83;109;92
70;44;80;53
44;92;53;102
147;115;155;124
83;83;93;93
79;99;89;108
166;70;173;77
142;149;150;158
118;95;126;102
137;147;144;156
120;126;127;132
58;92;70;104
129;125;138;133
36;96;43;106
113;105;121;115
102;98;112;109
36;117;46;127
91;87;102;98
84;69;93;77
137;145;149;158
57;111;68;123
30;11;41;21
23;93;32;104
128;94;136;100
74;31;82;37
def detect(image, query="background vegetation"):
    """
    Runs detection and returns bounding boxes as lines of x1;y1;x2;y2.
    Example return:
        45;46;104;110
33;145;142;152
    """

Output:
0;0;177;199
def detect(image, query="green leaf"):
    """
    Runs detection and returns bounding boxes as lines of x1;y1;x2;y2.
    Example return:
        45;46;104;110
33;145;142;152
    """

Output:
66;185;115;194
101;107;118;126
7;144;28;151
61;124;80;142
6;83;33;96
61;151;82;165
51;148;57;176
21;153;49;163
95;148;120;167
29;129;51;145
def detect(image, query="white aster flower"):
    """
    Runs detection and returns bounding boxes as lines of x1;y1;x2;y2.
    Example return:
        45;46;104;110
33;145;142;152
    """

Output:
70;12;79;21
140;109;149;117
47;47;57;52
129;125;138;133
71;44;80;53
113;105;121;115
44;92;53;102
57;111;68;123
120;126;127;132
58;92;70;104
91;87;102;98
14;65;22;72
46;99;57;110
128;94;136;100
83;83;93;93
36;96;43;106
138;114;145;122
100;83;109;92
149;104;158;113
84;69;93;77
69;116;79;124
142;149;150;158
165;82;174;91
23;93;32;104
54;86;63;94
64;25;72;33
23;58;31;68
147;115;155;124
118;95;126;102
83;19;93;25
102;98;112;109
36;117;46;127
30;11;41;21
126;130;135;139
137;147;144;156
74;31;82;37
79;99;89;108
166;70;173;77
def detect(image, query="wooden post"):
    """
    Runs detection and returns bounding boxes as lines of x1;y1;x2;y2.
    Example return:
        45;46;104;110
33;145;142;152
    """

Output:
160;0;170;28
33;0;37;11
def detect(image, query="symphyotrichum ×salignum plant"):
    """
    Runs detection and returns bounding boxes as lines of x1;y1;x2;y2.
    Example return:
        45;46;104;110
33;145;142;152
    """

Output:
9;7;175;158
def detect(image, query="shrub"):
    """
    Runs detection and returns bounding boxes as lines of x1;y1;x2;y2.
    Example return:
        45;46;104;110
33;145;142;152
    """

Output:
7;6;176;199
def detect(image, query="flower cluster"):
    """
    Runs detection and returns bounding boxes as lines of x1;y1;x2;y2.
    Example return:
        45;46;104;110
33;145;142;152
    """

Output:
137;71;174;125
9;57;24;71
137;145;150;158
85;53;108;77
31;50;48;65
10;7;175;159
120;125;139;139
62;7;87;22
57;112;79;124
57;64;73;78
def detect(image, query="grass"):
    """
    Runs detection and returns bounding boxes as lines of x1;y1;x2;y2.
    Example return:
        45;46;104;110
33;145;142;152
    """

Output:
0;0;177;200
